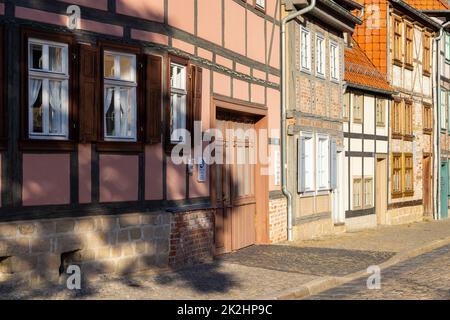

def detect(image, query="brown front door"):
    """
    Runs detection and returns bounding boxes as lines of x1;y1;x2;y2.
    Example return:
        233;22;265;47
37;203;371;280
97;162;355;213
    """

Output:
423;155;432;216
215;114;256;254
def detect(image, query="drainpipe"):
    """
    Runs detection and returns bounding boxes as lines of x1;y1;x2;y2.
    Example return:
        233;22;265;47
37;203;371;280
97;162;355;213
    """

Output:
434;21;450;221
281;0;316;241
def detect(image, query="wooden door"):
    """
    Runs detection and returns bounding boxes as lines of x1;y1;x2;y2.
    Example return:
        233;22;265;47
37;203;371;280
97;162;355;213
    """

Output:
376;158;387;225
441;162;449;219
214;114;256;253
422;156;432;216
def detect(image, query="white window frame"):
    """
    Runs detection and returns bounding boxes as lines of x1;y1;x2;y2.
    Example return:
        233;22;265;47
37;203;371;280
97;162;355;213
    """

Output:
28;38;69;140
170;62;188;143
441;89;447;131
445;32;450;61
255;0;265;10
330;40;339;81
316;134;329;190
300;27;311;71
302;132;315;192
315;34;326;77
103;50;137;142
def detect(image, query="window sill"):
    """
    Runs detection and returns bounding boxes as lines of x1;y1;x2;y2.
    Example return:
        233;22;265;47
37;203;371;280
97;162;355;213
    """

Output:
423;129;432;135
392;133;403;140
376;123;386;128
353;119;363;124
393;59;403;67
391;192;403;199
96;141;143;153
404;63;414;71
403;191;414;197
19;139;76;152
423;70;431;77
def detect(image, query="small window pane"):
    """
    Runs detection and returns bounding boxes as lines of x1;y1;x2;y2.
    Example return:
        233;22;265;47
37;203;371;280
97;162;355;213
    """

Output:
104;54;115;78
49;46;63;73
49;80;63;134
120;55;134;81
31;44;43;70
171;65;185;90
30;79;43;133
105;87;116;136
119;88;133;137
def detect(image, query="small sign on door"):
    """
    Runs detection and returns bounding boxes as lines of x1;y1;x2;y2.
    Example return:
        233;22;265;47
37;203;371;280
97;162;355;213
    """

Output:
198;158;207;183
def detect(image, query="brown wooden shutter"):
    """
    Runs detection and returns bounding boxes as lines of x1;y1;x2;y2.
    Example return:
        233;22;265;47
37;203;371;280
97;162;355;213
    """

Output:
145;54;162;144
193;65;203;123
78;44;99;142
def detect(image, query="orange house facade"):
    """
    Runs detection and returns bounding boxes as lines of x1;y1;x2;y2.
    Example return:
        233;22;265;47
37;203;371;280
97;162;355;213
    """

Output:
0;0;281;285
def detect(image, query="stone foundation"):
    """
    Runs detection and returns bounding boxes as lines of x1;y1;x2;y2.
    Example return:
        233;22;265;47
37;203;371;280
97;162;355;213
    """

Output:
0;208;214;288
269;197;287;243
293;217;346;241
346;214;377;232
385;205;424;225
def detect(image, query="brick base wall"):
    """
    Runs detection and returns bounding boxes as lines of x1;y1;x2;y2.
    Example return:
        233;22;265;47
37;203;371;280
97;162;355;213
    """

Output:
169;209;214;268
0;209;215;288
269;197;287;243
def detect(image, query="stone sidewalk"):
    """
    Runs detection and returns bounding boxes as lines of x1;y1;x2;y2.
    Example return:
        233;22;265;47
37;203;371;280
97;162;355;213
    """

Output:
1;219;450;299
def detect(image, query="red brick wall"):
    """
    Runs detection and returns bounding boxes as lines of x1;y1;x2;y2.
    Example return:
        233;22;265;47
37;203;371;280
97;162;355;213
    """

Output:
169;209;214;268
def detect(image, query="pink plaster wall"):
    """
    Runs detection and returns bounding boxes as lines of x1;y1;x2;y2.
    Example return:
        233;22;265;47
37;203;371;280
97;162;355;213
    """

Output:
80;19;123;37
224;0;246;56
267;88;280;138
116;0;164;22
198;48;213;61
247;12;266;63
145;144;164;201
15;7;67;27
268;144;280;191
266;0;279;19
100;155;139;203
233;78;249;101
213;72;231;97
168;0;195;34
58;0;108;10
236;63;251;76
23;154;70;206
166;159;186;201
197;0;222;45
78;144;92;204
253;68;267;81
172;38;195;55
216;55;233;69
268;24;280;69
0;3;4;15
251;83;266;105
131;29;169;46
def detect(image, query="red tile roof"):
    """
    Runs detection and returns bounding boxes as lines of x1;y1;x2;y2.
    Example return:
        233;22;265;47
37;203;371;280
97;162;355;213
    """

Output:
345;39;394;93
403;0;449;10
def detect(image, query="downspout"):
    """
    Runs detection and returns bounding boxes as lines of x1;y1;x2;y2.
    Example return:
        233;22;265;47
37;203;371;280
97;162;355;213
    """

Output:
281;0;316;241
434;21;450;220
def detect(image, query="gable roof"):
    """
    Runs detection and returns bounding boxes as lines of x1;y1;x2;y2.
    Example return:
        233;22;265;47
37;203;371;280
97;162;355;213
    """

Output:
345;39;395;94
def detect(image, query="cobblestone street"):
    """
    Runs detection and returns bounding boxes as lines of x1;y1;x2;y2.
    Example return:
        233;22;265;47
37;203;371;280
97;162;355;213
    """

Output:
309;244;450;300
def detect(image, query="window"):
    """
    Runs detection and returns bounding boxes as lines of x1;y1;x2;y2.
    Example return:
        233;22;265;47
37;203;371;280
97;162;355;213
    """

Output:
445;33;450;61
255;0;265;10
393;17;402;62
316;34;325;76
298;134;314;193
423;104;432;133
404;101;413;137
170;62;188;143
364;178;373;208
300;27;311;71
330;41;339;81
405;23;413;67
441;89;447;131
28;39;69;140
392;153;402;196
376;99;385;127
353;178;362;209
317;135;329;190
343;92;350;120
103;51;137;141
423;32;431;74
353;93;363;123
392;100;402;137
404;154;414;194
